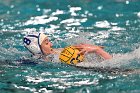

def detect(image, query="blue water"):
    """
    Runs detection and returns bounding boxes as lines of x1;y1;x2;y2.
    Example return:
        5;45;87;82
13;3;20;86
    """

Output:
0;0;140;93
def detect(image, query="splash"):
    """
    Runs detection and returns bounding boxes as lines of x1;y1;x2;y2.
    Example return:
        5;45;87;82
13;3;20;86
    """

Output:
76;46;140;69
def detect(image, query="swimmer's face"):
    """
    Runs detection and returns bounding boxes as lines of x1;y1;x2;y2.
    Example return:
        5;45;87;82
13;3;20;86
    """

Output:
41;37;53;55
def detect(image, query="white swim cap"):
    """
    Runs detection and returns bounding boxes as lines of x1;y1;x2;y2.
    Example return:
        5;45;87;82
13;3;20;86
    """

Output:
23;32;47;55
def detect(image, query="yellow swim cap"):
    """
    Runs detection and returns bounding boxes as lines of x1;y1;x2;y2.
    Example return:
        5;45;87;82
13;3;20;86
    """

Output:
59;46;84;65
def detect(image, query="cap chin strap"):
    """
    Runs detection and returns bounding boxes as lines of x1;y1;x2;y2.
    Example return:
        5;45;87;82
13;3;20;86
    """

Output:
38;33;44;55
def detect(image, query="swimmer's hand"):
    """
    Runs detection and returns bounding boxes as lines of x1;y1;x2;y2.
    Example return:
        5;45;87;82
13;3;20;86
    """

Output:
73;43;112;60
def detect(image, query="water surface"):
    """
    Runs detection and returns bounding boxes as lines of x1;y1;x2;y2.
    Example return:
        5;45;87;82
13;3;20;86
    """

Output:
0;0;140;93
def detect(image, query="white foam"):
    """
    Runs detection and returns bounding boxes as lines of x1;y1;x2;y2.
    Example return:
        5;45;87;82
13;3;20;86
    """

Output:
69;7;81;16
25;76;49;84
126;1;129;4
24;16;58;25
43;9;51;15
137;12;140;18
76;47;140;68
60;18;87;26
0;44;28;60
69;7;81;12
13;84;37;93
60;18;75;24
94;21;110;28
67;22;81;26
13;84;53;93
38;88;53;93
110;26;126;31
64;32;95;45
97;6;103;10
52;9;64;16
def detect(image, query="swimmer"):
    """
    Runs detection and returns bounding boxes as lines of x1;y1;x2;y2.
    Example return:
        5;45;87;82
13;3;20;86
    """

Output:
23;33;112;64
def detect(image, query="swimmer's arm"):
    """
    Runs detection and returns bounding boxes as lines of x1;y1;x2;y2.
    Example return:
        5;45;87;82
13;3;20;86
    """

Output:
73;44;112;60
95;48;112;60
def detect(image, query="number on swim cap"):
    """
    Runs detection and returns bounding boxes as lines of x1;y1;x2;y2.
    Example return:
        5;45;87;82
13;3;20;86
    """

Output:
24;38;31;45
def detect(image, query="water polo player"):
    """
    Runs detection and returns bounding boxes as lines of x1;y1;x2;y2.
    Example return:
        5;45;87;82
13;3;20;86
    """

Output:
23;32;112;65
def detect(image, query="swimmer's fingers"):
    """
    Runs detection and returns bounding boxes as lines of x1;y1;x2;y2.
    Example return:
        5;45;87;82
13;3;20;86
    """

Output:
78;49;86;55
83;51;88;56
73;46;83;49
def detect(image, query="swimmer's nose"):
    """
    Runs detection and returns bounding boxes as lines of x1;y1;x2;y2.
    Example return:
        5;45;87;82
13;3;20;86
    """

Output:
49;42;53;47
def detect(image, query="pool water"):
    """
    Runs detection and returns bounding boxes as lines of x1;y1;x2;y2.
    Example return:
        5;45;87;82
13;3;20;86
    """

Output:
0;0;140;93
